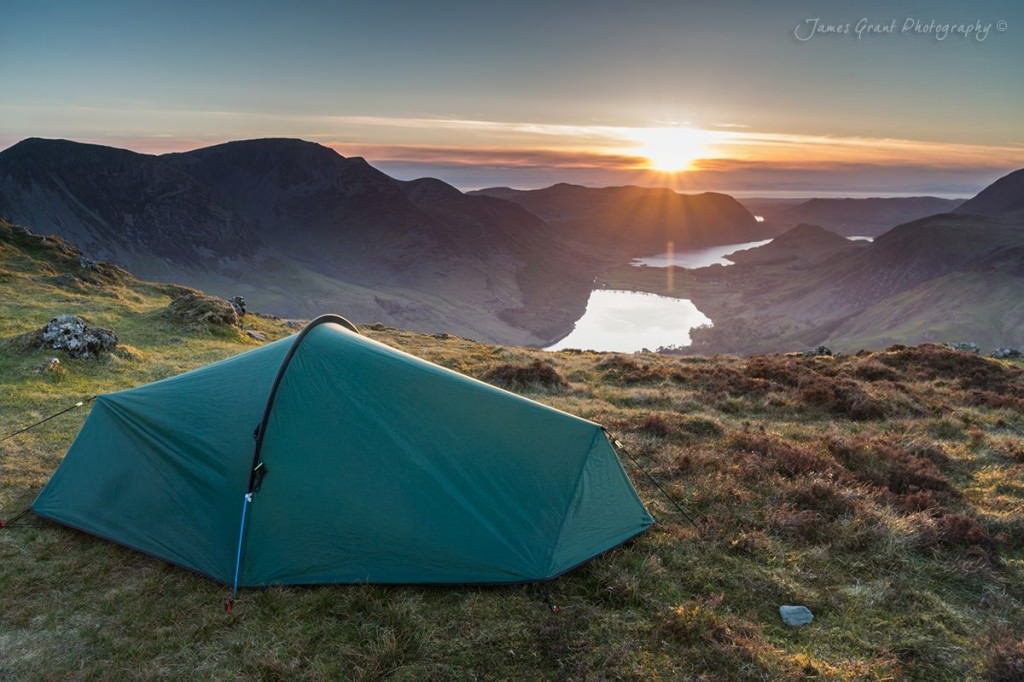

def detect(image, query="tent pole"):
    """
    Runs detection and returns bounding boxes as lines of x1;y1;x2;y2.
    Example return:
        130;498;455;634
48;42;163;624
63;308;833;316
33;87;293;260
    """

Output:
231;492;252;598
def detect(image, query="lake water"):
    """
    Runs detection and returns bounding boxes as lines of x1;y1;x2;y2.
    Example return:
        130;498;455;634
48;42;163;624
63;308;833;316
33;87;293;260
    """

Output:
546;289;712;353
631;239;773;268
550;235;872;352
633;234;874;268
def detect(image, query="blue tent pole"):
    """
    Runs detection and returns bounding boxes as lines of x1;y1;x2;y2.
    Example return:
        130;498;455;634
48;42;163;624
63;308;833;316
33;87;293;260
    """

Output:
231;492;253;598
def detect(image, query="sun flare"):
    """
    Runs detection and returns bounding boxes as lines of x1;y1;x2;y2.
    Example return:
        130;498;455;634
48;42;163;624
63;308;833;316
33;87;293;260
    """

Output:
630;126;716;172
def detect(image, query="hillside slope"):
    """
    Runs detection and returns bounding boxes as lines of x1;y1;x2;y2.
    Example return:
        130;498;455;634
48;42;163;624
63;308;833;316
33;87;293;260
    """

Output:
0;138;595;345
1;218;1022;679
956;168;1024;216
603;170;1024;354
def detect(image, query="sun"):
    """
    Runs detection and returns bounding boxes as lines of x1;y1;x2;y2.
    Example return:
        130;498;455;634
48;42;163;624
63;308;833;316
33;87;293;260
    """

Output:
630;126;715;173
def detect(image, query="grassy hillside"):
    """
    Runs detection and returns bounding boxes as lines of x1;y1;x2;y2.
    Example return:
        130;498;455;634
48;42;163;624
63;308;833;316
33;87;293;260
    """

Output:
2;220;1023;680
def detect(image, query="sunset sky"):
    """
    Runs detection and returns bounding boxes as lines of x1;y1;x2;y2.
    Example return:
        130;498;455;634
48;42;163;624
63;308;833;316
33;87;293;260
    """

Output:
2;0;1022;196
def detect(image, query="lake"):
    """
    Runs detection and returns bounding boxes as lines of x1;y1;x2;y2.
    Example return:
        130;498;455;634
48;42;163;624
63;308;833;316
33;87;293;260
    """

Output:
551;235;871;353
631;239;773;268
546;289;711;353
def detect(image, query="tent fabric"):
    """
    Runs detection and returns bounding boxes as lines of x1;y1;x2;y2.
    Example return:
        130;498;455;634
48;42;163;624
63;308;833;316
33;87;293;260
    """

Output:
32;319;653;586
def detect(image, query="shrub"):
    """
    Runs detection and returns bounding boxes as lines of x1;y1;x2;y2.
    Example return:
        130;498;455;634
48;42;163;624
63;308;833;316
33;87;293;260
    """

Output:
784;475;858;519
934;513;991;549
730;431;833;478
597;355;669;384
798;375;887;420
983;630;1024;682
482;360;568;392
625;412;723;442
826;436;955;497
850;358;900;382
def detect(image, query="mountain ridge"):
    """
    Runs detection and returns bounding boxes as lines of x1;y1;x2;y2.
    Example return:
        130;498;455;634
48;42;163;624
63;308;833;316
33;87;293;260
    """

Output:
0;137;595;345
472;182;770;255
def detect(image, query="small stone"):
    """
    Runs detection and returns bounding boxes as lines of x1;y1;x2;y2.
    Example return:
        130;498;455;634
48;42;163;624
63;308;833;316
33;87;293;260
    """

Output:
779;605;814;627
244;329;267;341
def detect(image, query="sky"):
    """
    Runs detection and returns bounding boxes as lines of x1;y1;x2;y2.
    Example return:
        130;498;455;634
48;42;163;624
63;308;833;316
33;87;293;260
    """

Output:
2;0;1022;196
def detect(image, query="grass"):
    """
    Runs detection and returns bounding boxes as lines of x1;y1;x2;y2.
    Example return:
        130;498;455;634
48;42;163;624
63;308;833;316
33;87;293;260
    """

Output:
2;219;1023;679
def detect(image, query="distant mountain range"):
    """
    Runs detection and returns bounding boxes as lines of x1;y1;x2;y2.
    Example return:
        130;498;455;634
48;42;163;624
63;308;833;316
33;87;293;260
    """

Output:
472;183;769;254
742;196;964;237
0;138;599;343
680;171;1024;353
2;136;1020;353
0;138;777;345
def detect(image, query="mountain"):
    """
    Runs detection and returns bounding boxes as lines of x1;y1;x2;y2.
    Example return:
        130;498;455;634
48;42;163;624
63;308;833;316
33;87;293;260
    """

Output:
744;196;964;237
472;183;769;256
0;138;257;267
683;209;1024;353
726;223;866;267
955;168;1024;216
601;169;1024;354
0;138;595;345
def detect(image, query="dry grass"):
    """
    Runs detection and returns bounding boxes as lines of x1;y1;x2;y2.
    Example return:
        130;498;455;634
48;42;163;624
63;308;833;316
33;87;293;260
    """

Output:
1;219;1023;679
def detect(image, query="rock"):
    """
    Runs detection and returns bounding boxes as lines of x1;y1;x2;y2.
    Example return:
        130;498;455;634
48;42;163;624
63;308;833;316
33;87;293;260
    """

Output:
779;605;814;627
803;346;833;357
991;347;1022;359
53;273;80;288
78;256;97;270
948;342;980;354
244;329;266;341
231;295;247;316
34;357;62;373
40;315;118;358
162;292;239;328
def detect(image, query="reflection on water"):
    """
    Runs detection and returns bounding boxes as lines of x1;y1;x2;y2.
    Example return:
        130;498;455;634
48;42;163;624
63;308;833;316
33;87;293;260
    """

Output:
546;290;712;353
631;239;773;268
633;234;874;268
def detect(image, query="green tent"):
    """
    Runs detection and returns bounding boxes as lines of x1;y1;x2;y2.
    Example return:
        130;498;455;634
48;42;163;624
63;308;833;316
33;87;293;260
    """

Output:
33;316;653;588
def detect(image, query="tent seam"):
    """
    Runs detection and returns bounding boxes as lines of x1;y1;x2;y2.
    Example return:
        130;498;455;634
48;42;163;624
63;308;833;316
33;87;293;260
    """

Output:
543;427;602;577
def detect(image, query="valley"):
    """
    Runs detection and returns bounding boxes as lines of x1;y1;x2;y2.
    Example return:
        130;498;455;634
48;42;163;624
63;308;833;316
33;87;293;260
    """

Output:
2;138;1022;356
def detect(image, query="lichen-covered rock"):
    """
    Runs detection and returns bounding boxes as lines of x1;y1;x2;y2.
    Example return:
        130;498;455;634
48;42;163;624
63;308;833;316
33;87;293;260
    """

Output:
992;347;1022;359
40;315;118;358
162;292;240;328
